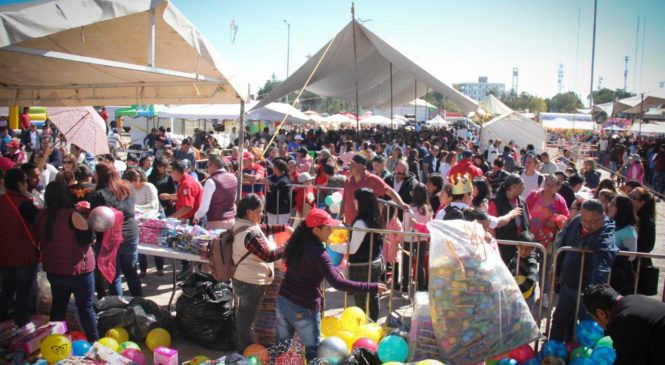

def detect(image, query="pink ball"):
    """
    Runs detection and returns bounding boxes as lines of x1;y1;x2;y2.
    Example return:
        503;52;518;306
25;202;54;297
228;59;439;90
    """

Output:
352;337;378;352
88;206;116;232
120;348;146;365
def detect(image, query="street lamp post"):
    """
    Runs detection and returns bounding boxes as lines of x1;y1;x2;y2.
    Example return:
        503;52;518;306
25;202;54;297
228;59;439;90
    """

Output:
283;19;290;103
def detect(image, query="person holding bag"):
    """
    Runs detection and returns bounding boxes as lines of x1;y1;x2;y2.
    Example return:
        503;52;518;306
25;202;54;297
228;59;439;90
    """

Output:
36;181;98;341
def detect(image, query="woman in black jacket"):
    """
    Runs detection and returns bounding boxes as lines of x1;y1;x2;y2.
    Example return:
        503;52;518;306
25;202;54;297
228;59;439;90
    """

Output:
630;187;656;262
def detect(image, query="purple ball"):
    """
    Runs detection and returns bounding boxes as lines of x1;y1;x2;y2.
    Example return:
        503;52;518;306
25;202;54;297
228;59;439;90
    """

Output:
88;206;116;232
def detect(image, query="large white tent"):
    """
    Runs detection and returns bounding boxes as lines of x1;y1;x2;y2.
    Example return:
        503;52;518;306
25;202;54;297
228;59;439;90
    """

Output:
480;94;513;115
159;102;310;123
253;20;478;115
479;112;547;153
630;122;665;135
0;0;246;106
542;119;596;131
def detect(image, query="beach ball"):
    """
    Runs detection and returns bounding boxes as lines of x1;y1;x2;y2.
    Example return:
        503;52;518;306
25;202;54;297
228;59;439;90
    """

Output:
106;327;129;343
340;306;366;332
355;323;384;343
121;348;146;365
321;316;341;337
576;320;604;347
377;335;409;363
72;340;91;357
595;336;613;348
145;328;171;351
352;337;378;352
333;330;356;350
191;355;210;365
542;340;567;359
98;337;120;352
88;206;116;232
244;343;268;364
591;346;616;365
40;334;72;364
318;336;349;365
120;341;141;351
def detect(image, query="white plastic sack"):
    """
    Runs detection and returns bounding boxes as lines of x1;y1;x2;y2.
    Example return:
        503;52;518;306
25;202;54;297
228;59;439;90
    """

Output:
427;220;540;364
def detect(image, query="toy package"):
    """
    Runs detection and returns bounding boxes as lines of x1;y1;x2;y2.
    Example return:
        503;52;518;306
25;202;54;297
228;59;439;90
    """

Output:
427;220;540;364
408;292;441;361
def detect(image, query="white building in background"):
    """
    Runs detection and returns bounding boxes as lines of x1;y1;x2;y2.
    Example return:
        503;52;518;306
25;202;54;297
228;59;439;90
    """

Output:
454;77;505;101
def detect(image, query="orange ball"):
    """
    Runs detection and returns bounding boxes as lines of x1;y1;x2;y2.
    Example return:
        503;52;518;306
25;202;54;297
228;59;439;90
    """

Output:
244;344;268;364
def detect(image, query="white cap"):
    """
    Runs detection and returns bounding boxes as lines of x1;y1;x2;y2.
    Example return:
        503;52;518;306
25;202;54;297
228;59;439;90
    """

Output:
297;172;315;183
294;134;304;140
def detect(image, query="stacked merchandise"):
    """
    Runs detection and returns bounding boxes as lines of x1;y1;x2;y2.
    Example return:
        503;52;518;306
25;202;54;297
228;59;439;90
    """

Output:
253;269;285;346
408;292;441;361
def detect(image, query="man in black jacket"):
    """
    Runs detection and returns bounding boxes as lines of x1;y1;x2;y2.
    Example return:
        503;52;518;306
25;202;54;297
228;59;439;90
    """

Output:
384;159;417;207
583;284;665;365
558;174;584;210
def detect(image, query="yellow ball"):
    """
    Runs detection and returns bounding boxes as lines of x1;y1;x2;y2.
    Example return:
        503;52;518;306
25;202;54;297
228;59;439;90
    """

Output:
98;337;120;352
40;334;72;364
333;330;356;350
106;327;129;343
416;360;445;365
145;328;171;351
321;316;341;337
340;306;366;332
355;323;384;343
191;355;210;365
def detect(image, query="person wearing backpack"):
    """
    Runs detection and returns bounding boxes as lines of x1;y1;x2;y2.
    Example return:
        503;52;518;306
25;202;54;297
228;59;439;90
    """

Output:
231;193;292;353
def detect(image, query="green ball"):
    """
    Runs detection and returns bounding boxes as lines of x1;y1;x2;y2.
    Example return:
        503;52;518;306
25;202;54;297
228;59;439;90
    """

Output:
247;356;260;365
570;346;593;359
596;336;613;348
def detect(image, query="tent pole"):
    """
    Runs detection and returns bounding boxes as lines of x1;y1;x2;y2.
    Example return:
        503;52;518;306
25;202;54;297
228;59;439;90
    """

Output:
148;9;156;68
638;93;644;140
414;80;417;121
390;62;393;129
589;0;598;109
237;99;245;203
351;3;360;131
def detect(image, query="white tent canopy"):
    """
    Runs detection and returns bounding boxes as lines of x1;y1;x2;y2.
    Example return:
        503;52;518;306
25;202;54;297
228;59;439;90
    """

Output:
616;92;665;115
159;102;309;122
426;115;450;127
542;118;596;131
254;20;478;114
630;122;665;135
0;0;246;106
479;112;547;153
480;94;512;115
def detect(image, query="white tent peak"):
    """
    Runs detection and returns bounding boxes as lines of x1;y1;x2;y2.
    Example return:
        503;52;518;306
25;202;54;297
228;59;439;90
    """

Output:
479;111;546;153
480;94;512;115
254;20;478;114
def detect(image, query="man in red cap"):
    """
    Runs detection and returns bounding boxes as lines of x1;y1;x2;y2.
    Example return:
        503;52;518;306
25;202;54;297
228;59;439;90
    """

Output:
241;151;266;198
4;140;25;164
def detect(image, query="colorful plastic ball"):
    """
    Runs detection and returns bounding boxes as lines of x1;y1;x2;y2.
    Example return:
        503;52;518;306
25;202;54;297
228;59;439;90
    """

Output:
355;323;384;343
485;360;497;365
326;247;343;266
510;344;535;362
415;360;444;365
595;336;613;348
98;337;120;352
591;346;616;365
340;306;366;332
576;320;604;347
72;340;91;357
569;358;594;365
318;336;349;365
88;206;116;232
523;359;540;365
120;341;141;351
542;340;568;359
352;337;378;352
69;331;87;342
497;358;517;365
565;341;579;354
325;195;334;207
40;334;72;364
247;356;260;365
191;355;210;365
145;328;171;351
377;335;409;363
121;348;146;365
244;343;268;365
274;231;291;247
105;327;129;343
541;356;566;365
570;346;593;359
321;316;341;337
333;330;356;350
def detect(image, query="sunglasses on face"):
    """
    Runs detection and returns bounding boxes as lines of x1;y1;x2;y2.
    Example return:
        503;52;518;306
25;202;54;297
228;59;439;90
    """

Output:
63;160;73;164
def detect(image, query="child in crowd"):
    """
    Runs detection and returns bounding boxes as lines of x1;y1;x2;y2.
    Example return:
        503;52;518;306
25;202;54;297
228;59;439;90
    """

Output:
508;232;540;314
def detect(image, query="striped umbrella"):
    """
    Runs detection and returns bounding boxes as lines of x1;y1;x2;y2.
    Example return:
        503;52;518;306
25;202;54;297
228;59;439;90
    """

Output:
47;107;109;156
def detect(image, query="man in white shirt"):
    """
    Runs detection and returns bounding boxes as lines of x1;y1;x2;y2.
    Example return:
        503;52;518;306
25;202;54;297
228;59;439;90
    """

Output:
193;155;238;230
539;152;558;175
487;139;502;166
520;154;543;199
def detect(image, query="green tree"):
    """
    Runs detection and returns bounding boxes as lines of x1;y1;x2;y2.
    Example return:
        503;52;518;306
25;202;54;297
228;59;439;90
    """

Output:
500;91;547;113
548;92;584;112
591;88;636;105
257;73;282;100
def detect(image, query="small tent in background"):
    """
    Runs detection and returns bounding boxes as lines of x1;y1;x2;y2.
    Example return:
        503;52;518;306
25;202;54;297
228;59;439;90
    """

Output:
479;112;547;153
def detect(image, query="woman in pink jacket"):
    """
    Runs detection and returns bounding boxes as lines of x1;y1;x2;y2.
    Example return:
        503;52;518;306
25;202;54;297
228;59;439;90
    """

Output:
625;154;644;184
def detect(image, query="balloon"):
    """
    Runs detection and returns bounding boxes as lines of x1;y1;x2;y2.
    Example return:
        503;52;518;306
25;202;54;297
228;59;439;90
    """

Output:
191;355;210;365
340;306;366;332
355;323;384;343
317;336;349;365
121;348;146;365
244;343;268;365
72;340;91;357
40;334;72;364
576;320;604;347
415;360;444;365
565;341;579;354
497;359;517;365
510;344;535;363
98;337;120;352
352;337;378;352
570;346;593;359
69;331;87;342
377;335;409;363
274;231;291;247
591;346;616;365
542;340;567;359
569;358;594;365
329;202;341;214
247;356;260;365
325;195;334;207
595;336;613;348
321;316;341;337
145;328;171;351
523;359;540;365
326;247;343;266
88;206;116;232
328;228;349;245
541;356;566;365
120;341;141;351
333;330;356;350
106;327;129;343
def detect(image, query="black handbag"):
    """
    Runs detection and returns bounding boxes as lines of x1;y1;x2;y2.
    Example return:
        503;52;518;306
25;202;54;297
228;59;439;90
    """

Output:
637;264;660;296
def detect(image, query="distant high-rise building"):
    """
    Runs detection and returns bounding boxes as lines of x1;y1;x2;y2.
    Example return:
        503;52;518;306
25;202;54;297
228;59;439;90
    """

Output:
454;77;506;101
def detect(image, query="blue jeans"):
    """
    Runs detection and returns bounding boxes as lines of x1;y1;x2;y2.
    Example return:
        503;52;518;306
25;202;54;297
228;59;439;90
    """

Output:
276;295;320;361
110;243;143;297
47;272;99;341
0;264;38;326
232;279;267;353
550;285;591;342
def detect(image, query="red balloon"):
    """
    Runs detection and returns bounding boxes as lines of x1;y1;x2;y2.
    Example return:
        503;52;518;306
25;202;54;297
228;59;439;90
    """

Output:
352;337;378;352
511;344;535;362
566;341;579;354
274;231;292;247
69;331;87;342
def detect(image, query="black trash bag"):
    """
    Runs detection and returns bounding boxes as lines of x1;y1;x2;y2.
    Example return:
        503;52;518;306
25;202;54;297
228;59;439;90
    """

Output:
176;270;236;350
94;295;132;312
127;305;156;341
129;297;174;333
97;307;135;335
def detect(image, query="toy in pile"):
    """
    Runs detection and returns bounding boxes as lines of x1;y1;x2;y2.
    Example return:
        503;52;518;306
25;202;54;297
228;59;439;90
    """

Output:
139;218;221;256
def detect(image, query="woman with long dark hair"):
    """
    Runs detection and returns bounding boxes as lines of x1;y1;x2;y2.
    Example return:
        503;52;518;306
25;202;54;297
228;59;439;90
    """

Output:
90;161;142;297
607;195;638;294
277;209;386;360
488;173;530;264
471;177;491;209
37;181;98;340
330;187;384;320
427;174;444;212
630;187;656;259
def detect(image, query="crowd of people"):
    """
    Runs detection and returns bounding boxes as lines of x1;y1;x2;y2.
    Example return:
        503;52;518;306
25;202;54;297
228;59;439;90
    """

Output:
0;115;662;362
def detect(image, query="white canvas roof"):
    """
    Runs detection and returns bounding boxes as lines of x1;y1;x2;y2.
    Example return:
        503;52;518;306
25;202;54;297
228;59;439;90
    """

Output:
159;102;309;122
616;92;665;115
0;0;246;106
480;94;512;115
630;122;665;135
542;119;596;131
254;20;478;114
479;112;546;153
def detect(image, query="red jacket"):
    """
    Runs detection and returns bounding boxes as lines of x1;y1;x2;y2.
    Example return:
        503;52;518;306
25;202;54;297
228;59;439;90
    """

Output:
448;159;483;180
0;190;40;267
36;209;94;276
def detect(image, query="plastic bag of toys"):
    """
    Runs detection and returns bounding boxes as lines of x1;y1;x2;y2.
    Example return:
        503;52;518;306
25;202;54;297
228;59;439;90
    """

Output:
427;220;540;364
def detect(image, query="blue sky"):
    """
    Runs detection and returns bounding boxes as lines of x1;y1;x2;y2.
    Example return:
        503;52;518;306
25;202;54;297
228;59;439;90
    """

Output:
2;0;664;103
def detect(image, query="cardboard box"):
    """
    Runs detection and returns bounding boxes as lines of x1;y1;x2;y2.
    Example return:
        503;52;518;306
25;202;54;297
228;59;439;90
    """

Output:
153;346;178;365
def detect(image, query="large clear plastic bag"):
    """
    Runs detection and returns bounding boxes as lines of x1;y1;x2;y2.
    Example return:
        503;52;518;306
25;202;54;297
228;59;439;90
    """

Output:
427;220;540;364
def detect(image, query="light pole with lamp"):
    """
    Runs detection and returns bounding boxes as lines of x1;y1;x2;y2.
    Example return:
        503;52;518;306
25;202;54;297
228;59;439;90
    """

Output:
283;19;290;103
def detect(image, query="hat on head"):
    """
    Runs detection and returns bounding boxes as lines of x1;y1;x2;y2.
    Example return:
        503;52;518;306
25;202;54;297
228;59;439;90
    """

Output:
462;150;473;158
351;154;367;166
305;208;341;229
7;140;19;149
242;151;254;160
298;147;309;155
450;173;473;195
294;134;304;140
630;154;641;161
297;172;315;183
